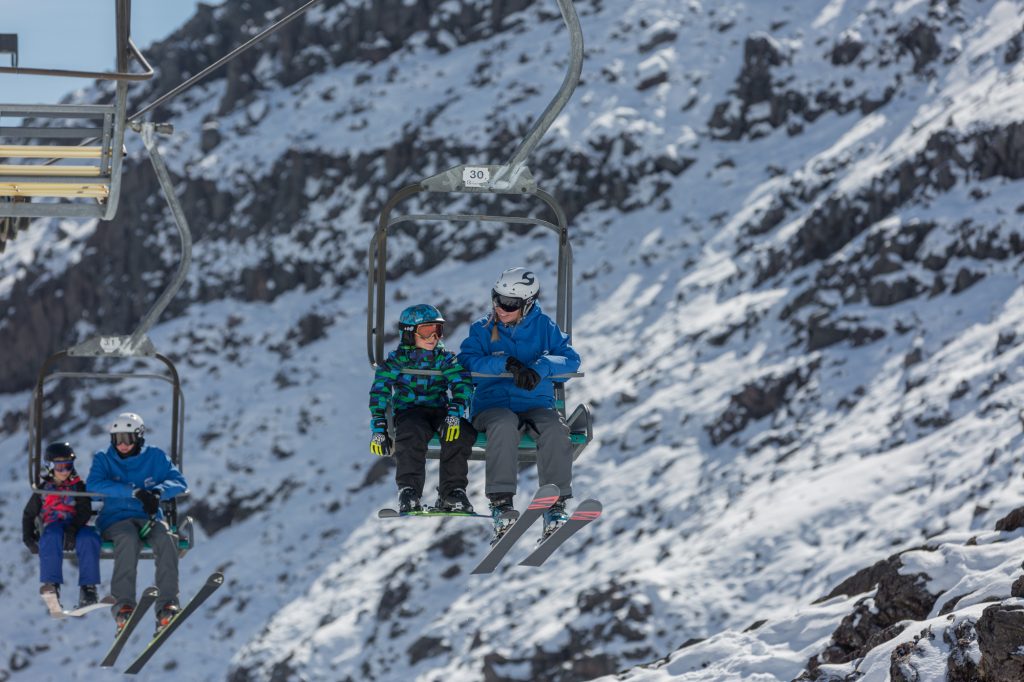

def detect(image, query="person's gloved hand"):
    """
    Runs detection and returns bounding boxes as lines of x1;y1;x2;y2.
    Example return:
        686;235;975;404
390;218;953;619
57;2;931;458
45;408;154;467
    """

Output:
505;356;541;391
370;419;392;457
23;534;38;554
133;488;161;515
443;415;460;442
63;527;77;551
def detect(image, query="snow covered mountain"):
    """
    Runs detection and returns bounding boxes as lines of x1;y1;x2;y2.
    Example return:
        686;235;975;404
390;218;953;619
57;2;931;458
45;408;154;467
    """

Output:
1;0;1023;680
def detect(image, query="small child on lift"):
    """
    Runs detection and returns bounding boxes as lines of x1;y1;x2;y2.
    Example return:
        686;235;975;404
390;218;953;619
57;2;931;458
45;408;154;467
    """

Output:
22;442;101;610
369;304;477;512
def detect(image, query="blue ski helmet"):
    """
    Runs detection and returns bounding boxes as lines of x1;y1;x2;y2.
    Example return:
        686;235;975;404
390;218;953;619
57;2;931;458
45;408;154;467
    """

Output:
398;304;445;346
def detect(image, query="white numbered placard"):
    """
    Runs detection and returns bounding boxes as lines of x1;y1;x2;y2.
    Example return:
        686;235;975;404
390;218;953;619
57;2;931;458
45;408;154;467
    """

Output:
462;166;490;188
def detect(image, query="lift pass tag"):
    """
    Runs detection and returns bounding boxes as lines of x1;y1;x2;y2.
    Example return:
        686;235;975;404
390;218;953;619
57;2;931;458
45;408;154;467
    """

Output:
462;166;490;188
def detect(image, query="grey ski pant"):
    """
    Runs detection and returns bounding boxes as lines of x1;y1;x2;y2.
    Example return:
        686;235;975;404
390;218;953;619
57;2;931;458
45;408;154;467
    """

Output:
104;518;179;613
472;406;573;498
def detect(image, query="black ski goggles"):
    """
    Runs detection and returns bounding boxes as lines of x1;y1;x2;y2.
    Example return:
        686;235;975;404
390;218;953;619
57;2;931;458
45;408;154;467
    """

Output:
492;293;526;312
414;323;444;339
112;432;138;446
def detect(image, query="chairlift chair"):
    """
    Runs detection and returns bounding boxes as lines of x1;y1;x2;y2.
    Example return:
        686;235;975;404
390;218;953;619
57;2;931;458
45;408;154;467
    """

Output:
0;0;153;254
367;0;593;463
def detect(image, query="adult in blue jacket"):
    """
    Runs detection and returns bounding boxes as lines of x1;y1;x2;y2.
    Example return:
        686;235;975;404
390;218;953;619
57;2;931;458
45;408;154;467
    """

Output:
458;267;581;542
87;412;187;634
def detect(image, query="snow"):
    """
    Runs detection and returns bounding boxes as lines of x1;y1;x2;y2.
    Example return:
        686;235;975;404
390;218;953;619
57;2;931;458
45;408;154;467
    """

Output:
1;0;1024;680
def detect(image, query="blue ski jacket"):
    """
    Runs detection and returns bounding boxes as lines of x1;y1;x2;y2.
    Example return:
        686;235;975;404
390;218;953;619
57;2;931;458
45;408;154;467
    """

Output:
86;444;188;534
457;302;581;417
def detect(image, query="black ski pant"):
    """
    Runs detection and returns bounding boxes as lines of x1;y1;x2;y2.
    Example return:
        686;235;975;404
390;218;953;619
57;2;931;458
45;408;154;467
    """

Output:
394;406;475;499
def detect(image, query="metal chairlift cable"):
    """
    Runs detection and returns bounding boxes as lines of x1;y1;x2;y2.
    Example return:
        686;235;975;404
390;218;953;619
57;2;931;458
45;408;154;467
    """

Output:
130;0;323;122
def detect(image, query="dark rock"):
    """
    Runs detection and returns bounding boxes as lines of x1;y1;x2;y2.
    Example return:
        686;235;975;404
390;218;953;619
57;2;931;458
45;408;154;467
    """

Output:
994;506;1024;532
897;19;941;73
946;619;983;682
705;359;820;445
830;30;865;66
408;635;450;665
977;603;1024;682
804;553;936;674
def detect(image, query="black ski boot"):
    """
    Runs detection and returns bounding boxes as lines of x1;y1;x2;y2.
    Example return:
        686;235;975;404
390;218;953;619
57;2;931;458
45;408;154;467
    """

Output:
155;602;180;636
436;488;474;513
488;494;515;545
114;603;134;635
79;584;98;607
542;496;570;540
398;486;422;513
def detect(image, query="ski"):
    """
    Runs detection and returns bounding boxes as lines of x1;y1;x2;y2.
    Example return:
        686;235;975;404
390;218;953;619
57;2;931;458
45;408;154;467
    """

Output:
100;587;158;667
519;499;602;567
123;571;225;675
471;484;560;575
59;595;117;618
378;507;493;520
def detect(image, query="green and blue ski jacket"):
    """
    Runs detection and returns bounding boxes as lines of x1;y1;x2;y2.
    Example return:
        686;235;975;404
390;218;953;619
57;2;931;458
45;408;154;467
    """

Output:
369;344;473;430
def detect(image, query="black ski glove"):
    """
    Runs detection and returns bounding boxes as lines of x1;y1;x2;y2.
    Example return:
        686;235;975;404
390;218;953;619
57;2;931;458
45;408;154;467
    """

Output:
133;488;161;516
63;526;77;551
23;535;38;554
505;356;541;391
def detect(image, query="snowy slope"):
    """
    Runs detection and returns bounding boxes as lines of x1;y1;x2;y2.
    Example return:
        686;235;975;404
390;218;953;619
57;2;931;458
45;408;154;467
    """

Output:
1;0;1023;680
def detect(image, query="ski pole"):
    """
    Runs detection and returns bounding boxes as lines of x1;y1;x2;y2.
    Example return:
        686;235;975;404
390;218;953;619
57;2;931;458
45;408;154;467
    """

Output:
139;515;156;540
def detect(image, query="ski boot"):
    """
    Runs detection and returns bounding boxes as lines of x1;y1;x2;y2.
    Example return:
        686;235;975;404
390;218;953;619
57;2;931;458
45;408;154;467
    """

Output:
398;486;422;513
40;583;60;601
155;602;180;636
78;584;98;608
114;604;134;635
488;495;516;545
435;487;474;513
541;497;570;541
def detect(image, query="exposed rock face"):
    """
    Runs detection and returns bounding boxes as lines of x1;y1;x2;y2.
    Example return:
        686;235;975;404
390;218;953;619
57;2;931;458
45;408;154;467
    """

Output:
801;553;937;677
977;603;1024;682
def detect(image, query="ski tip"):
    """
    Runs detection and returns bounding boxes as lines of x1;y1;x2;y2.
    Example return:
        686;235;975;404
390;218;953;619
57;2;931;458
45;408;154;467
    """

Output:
534;483;560;497
142;586;159;598
209;572;225;585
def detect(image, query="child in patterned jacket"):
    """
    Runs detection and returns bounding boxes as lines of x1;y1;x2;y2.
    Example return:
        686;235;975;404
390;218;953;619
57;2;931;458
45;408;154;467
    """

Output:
22;441;102;611
369;304;477;513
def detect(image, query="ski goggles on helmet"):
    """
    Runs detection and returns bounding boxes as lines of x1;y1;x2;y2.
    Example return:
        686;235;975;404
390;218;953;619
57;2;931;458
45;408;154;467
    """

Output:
51;461;74;471
112;432;138;446
492;293;526;312
414;323;444;339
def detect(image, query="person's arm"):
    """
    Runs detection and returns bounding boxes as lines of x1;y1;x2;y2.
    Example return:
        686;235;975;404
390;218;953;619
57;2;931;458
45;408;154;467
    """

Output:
442;353;474;416
86;451;135;498
22;493;41;539
71;480;92;529
368;356;397;425
457;322;509;376
151;451;188;501
532;319;581;378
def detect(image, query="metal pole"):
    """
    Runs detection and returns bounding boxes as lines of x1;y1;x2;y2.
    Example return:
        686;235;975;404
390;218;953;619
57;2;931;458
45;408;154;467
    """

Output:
494;0;584;184
126;123;193;353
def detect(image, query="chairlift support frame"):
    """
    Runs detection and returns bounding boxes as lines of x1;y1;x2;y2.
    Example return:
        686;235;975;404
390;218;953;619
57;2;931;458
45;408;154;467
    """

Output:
367;0;592;462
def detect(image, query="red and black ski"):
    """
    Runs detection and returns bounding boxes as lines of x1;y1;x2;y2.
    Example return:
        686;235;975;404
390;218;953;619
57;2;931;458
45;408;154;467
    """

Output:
471;484;560;575
519;499;602;567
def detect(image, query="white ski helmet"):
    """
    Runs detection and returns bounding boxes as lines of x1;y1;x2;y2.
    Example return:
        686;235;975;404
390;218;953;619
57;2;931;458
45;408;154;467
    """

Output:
109;412;145;437
492;267;539;314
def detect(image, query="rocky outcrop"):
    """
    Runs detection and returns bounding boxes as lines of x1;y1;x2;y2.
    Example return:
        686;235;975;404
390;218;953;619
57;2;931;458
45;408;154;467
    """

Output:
801;553;936;677
977;603;1024;681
